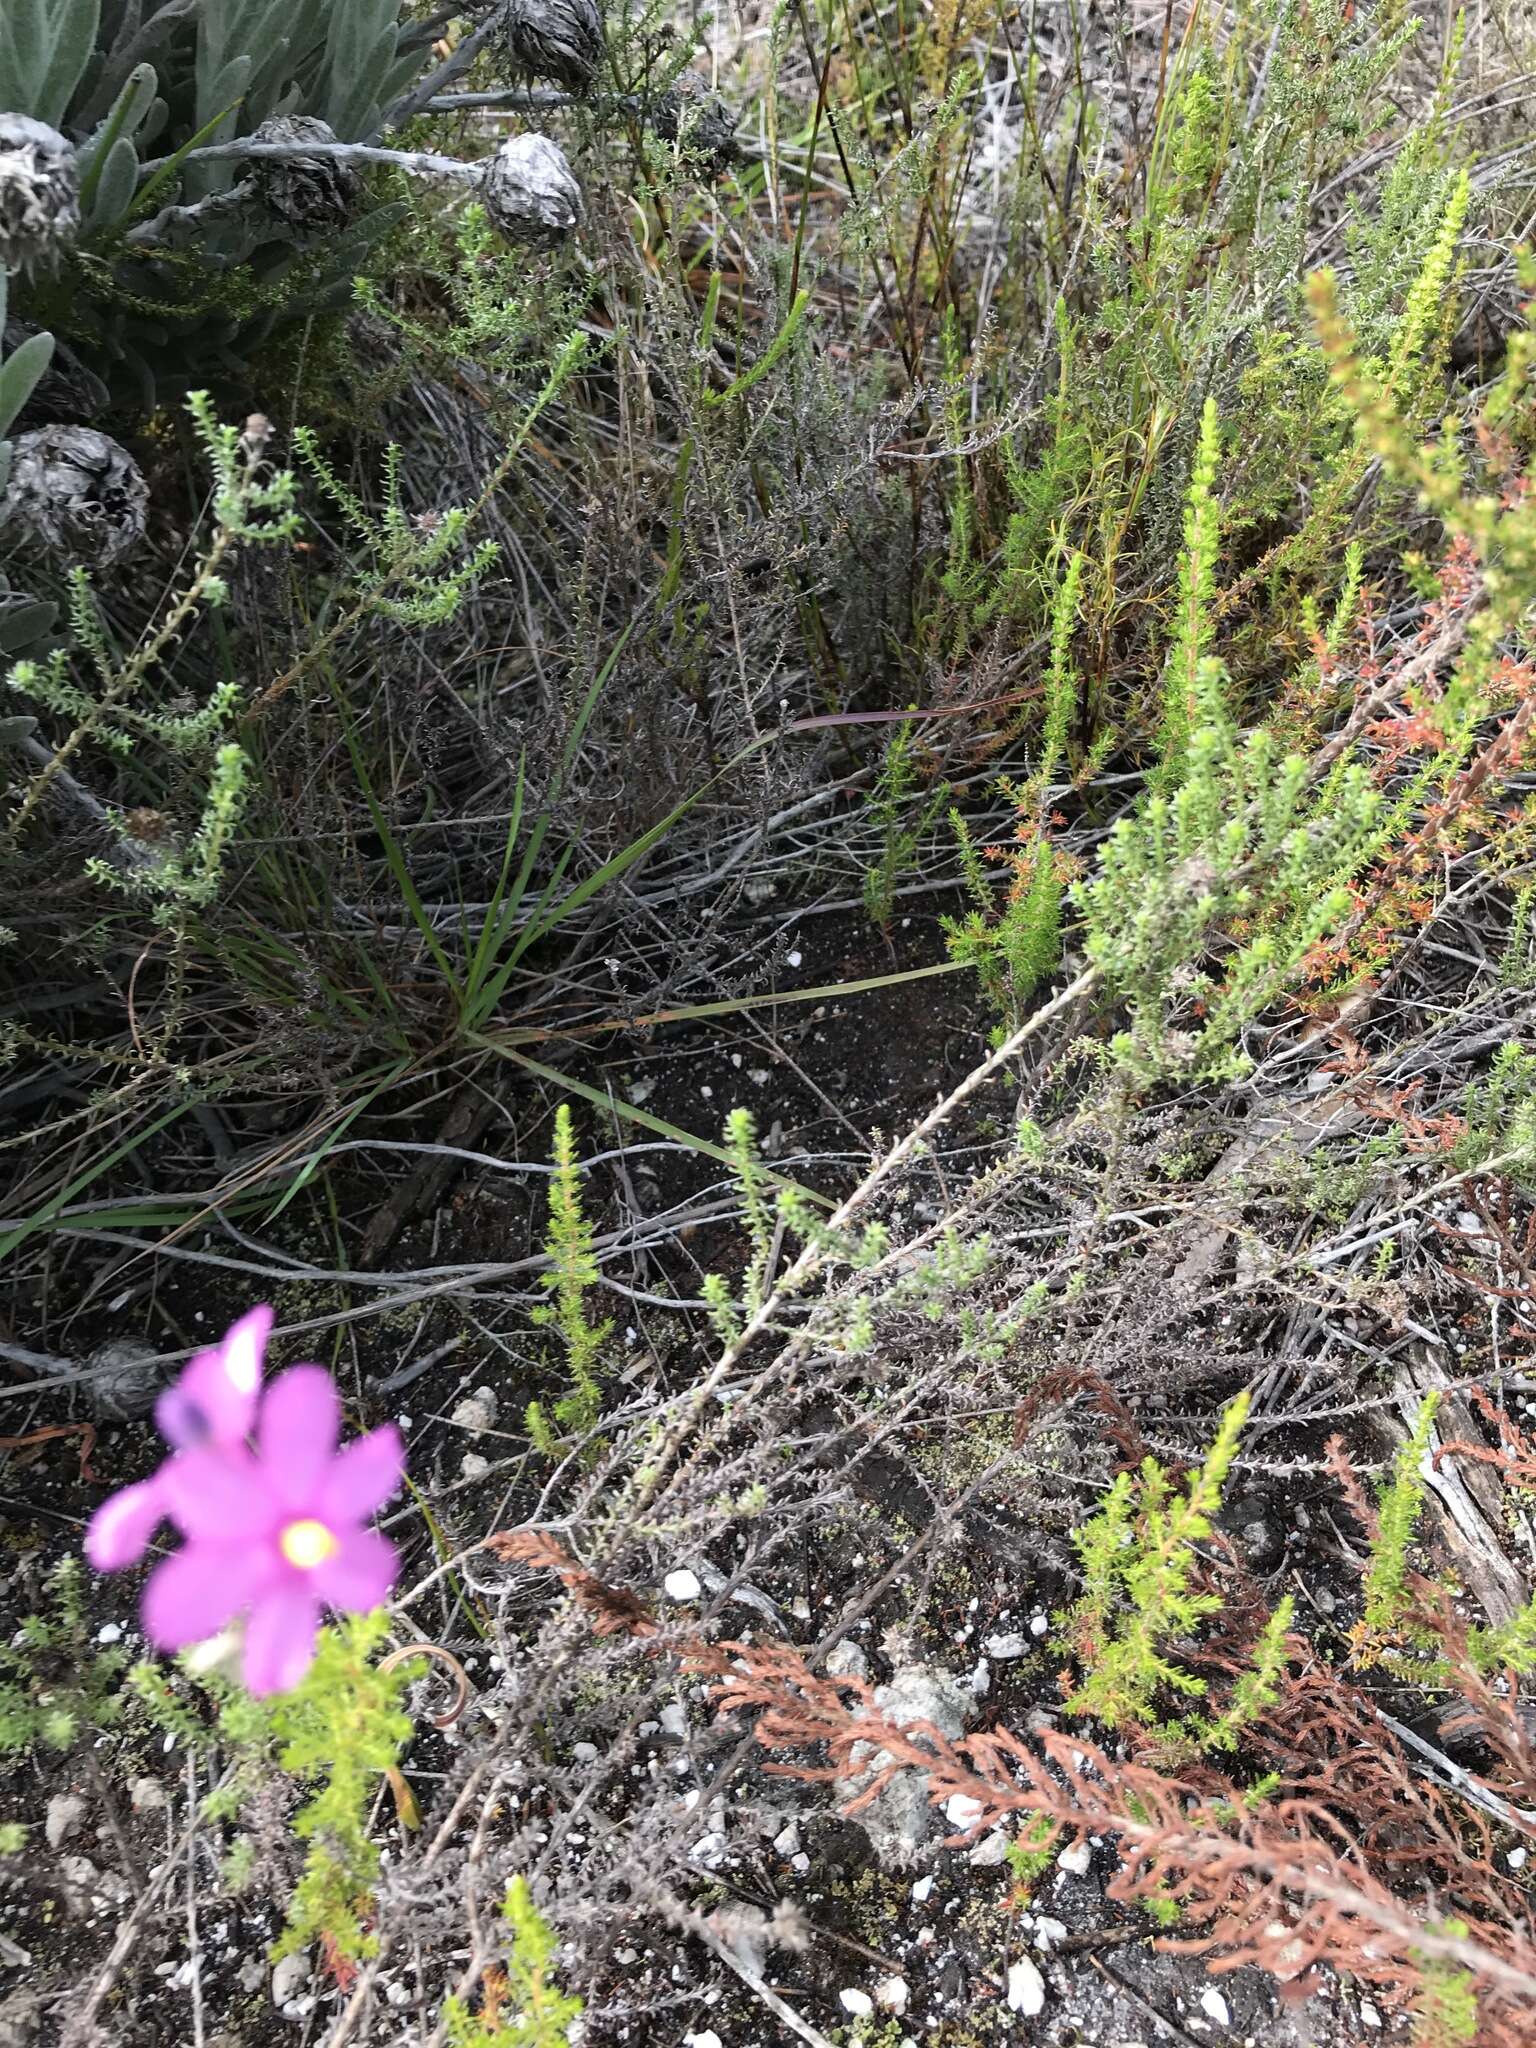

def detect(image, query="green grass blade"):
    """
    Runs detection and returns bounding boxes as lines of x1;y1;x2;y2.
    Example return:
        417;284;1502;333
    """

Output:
0;1103;190;1259
492;957;971;1046
470;1041;835;1208
334;698;461;999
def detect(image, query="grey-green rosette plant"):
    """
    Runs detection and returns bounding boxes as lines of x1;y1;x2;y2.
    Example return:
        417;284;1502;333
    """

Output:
0;1;439;406
0;1;606;417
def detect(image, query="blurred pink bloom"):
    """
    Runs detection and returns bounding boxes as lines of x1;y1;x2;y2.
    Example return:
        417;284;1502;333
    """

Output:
84;1307;404;1695
84;1304;273;1575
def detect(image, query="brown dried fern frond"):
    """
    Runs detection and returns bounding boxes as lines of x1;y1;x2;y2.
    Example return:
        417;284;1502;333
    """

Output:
701;1638;1536;2038
484;1527;663;1640
494;1531;1536;2039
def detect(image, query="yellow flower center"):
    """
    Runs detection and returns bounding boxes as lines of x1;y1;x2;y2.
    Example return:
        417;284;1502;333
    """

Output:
280;1518;338;1570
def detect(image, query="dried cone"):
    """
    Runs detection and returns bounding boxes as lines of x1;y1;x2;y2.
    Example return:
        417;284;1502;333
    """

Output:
653;74;739;171
0;115;80;274
499;0;605;93
249;114;361;231
0;426;149;568
480;135;582;249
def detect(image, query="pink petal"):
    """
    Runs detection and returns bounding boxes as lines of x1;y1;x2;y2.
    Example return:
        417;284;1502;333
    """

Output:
141;1542;277;1650
155;1305;272;1450
259;1366;340;1504
85;1476;169;1571
159;1446;277;1541
218;1304;273;1400
242;1585;320;1696
311;1526;398;1613
316;1424;405;1523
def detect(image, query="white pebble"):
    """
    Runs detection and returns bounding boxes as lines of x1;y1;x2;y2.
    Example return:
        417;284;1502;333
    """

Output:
1006;1957;1046;2015
1056;1841;1091;1876
1029;1612;1049;1637
968;1832;1011;1867
663;1569;702;1601
44;1794;86;1849
838;1989;873;2017
96;1623;123;1645
1508;1846;1528;1871
685;2034;723;2048
773;1823;801;1858
944;1793;985;1829
910;1875;935;1902
787;950;803;968
1033;1916;1067;1951
983;1632;1029;1659
1360;2002;1382;2028
450;1388;498;1434
875;1977;910;2014
1200;1988;1230;2027
270;1951;311;2007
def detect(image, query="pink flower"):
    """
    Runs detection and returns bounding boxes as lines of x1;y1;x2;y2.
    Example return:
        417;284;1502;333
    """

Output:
85;1305;273;1573
84;1308;404;1695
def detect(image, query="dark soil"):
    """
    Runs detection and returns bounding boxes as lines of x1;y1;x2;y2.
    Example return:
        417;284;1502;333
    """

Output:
0;907;1490;2046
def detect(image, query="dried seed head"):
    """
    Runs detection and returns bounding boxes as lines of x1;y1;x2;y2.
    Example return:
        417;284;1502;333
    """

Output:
499;0;605;93
653;74;739;170
249;114;360;231
0;425;149;567
0;115;80;274
86;1338;166;1422
480;134;583;250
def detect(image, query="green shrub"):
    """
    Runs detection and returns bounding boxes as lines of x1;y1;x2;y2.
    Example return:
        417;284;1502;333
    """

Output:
0;1555;127;1756
1064;1392;1294;1750
135;1609;419;1966
526;1104;613;1453
1363;1392;1441;1642
2;0;429;404
442;1877;583;2046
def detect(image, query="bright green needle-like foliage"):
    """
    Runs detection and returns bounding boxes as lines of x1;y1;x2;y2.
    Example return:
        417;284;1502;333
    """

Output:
1064;1392;1292;1751
442;1878;584;2046
527;1104;614;1452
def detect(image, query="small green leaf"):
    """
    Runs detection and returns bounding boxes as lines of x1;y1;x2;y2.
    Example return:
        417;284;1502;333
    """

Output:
0;332;55;440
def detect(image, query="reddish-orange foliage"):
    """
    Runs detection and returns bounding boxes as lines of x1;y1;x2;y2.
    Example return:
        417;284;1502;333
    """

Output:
484;1527;663;1639
1295;534;1536;1000
1437;1385;1536;1489
1436;1182;1536;1354
497;1527;1536;2039
698;1637;1536;2033
320;1929;362;1992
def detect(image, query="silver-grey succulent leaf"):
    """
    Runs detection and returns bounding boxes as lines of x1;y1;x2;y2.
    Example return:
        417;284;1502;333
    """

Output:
249;113;362;231
0;0;99;128
0;115;81;275
498;0;604;94
480;133;583;250
3;321;108;427
0;424;149;567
